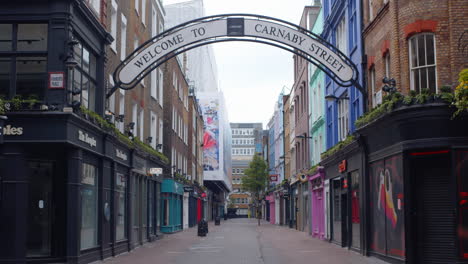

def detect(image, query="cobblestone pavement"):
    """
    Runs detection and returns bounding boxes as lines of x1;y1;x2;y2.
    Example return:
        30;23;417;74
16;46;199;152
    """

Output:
99;218;389;264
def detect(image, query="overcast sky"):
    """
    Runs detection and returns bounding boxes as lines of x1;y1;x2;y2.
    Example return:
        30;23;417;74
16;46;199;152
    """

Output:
165;0;313;127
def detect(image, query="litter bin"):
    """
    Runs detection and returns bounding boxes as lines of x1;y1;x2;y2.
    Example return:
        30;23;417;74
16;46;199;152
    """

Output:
198;219;207;236
215;216;220;225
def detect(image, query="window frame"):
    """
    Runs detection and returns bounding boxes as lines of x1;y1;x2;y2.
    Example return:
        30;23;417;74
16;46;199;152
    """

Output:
0;23;48;100
408;33;437;93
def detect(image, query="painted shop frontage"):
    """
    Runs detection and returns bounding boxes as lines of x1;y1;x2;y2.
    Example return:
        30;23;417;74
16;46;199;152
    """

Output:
0;112;168;264
314;103;468;264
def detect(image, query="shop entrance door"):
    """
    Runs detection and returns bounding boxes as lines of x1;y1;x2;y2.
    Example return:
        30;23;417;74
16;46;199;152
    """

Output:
411;152;455;263
27;161;54;257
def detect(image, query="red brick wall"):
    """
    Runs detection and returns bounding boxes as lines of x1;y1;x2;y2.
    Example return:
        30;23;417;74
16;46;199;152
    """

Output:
363;0;468;100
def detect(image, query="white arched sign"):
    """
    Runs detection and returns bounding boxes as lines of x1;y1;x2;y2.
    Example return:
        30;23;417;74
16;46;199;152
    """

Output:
109;14;360;97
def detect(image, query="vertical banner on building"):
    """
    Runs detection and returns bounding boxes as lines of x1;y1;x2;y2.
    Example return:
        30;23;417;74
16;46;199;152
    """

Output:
199;97;220;171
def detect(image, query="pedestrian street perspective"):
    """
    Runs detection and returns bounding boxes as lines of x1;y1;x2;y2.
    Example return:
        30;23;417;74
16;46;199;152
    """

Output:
0;0;467;264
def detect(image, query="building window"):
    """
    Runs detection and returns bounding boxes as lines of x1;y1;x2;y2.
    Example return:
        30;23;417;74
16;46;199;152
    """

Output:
81;163;98;250
73;42;97;111
120;14;127;61
141;0;146;25
409;34;437;93
135;0;140;15
158;118;163;150
368;0;374;21
370;66;376;107
87;0;101;17
336;17;347;55
110;0;118;52
115;172;127;240
0;24;48;100
337;93;349;141
384;53;390;78
150;112;157;149
118;90;125;133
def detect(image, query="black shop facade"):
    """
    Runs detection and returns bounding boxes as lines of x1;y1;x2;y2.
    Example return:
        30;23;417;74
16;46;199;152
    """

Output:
320;102;468;264
0;112;168;264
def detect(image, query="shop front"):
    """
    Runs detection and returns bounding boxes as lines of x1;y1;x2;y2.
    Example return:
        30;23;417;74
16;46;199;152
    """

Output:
160;179;184;233
358;103;468;263
321;140;364;252
0;113;143;263
266;193;276;224
309;166;325;239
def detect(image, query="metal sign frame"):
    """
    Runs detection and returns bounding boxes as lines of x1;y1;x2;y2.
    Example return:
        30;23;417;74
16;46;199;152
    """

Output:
108;14;364;98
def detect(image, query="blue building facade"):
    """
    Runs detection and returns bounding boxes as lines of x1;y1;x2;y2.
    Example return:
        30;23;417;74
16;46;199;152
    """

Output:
309;8;326;167
322;0;365;149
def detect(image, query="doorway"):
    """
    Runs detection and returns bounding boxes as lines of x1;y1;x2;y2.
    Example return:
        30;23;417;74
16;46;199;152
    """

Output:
27;161;54;257
411;151;455;263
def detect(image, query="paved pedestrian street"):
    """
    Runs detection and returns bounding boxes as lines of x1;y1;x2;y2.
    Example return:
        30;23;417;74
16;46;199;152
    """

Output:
100;218;388;264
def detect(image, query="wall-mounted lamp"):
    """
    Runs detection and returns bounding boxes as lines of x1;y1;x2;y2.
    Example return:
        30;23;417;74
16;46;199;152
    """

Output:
382;77;397;93
177;169;182;173
172;165;176;169
296;134;313;139
325;94;350;102
156;144;163;150
116;114;124;122
127;122;135;130
146;136;153;144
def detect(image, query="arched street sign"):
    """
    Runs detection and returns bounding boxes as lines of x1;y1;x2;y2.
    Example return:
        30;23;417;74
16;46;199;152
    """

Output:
108;14;362;98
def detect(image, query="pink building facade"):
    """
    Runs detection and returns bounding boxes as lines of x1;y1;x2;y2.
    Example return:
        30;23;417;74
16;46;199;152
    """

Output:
309;167;325;239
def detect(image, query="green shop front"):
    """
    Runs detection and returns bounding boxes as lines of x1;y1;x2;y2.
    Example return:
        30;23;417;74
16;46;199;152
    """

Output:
161;179;184;233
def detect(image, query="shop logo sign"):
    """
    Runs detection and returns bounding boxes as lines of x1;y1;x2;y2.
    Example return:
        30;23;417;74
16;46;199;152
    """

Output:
3;125;23;136
78;130;97;148
116;149;128;161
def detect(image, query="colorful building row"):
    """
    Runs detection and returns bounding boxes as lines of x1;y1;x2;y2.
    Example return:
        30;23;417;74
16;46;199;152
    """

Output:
264;1;468;264
0;0;231;263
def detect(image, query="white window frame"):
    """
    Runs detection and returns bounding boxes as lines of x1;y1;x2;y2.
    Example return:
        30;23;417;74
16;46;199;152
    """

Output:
132;103;138;136
118;90;125;133
151;70;157;100
370;66;376;107
139;108;144;141
110;0;118;52
158;119;163;151
336;17;347;55
409;33;437;93
369;0;374;21
337;94;349;141
108;74;116;114
158;69;163;107
120;14;127;61
141;0;146;26
150;112;157;149
135;0;140;15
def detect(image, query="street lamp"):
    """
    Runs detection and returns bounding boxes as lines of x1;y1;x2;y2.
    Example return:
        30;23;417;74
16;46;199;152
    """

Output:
325;94;350;102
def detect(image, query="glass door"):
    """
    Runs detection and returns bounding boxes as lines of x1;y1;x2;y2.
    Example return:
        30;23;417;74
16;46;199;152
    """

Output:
27;161;53;257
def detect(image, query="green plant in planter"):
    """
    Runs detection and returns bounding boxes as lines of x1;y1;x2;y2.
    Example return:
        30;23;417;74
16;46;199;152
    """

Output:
0;97;5;115
438;85;454;103
415;88;432;104
454;69;468;117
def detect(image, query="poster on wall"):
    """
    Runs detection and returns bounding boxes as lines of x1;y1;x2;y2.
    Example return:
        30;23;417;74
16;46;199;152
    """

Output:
199;98;219;171
369;154;405;259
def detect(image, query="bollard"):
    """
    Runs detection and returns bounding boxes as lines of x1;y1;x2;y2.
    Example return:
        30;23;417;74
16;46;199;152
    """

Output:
204;219;209;233
224;214;228;220
215;216;220;225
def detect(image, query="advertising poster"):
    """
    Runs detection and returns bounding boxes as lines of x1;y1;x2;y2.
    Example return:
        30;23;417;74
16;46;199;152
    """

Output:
200;98;220;171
